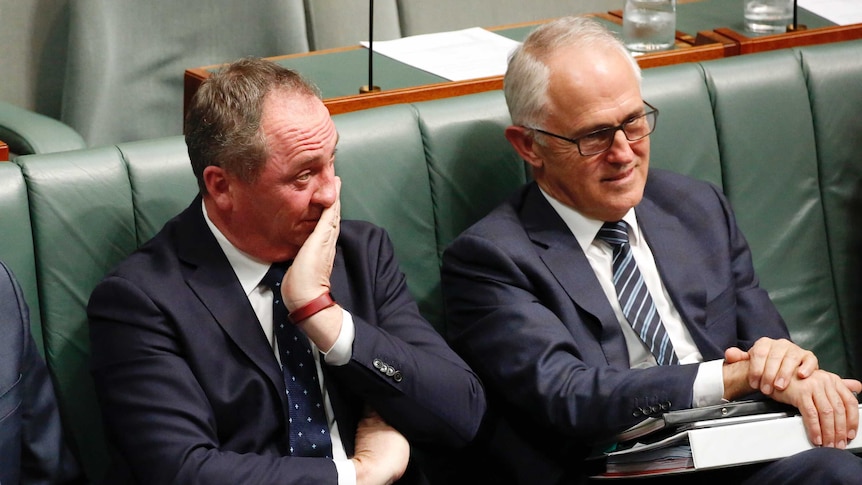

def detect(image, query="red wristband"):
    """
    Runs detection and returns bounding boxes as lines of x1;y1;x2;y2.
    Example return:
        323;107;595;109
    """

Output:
288;292;336;324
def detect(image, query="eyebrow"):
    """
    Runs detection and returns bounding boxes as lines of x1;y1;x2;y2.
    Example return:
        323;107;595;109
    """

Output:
572;105;647;137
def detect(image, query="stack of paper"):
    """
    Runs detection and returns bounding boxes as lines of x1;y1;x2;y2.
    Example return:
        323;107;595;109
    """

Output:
361;27;521;81
798;0;862;25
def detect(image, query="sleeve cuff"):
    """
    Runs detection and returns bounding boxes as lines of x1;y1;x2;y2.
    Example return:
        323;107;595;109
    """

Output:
323;309;354;366
335;457;357;485
692;359;726;408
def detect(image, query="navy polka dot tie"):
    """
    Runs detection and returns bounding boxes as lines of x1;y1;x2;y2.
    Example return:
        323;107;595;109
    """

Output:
596;221;679;366
263;263;333;458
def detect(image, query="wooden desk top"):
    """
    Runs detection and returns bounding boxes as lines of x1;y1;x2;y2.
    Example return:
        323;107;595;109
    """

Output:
184;2;859;119
184;13;731;118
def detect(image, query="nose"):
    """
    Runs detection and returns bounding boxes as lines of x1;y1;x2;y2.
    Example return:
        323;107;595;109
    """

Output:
604;128;636;164
312;165;338;207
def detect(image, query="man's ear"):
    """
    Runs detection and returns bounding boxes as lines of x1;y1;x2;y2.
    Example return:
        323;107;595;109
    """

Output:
505;125;544;170
202;165;232;210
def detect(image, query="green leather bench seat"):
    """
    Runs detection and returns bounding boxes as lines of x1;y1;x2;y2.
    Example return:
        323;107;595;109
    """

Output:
2;39;861;483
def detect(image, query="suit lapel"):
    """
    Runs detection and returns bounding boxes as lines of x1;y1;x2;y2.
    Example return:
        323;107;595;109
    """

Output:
635;197;716;354
174;200;286;398
520;185;630;368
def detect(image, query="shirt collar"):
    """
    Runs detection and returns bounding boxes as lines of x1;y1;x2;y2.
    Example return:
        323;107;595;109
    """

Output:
538;187;640;251
201;200;271;296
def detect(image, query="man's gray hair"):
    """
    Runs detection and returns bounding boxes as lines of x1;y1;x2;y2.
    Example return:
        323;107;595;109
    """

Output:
504;16;641;128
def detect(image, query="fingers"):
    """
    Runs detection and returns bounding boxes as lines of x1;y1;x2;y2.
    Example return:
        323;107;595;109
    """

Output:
840;379;861;442
777;371;859;449
353;407;409;485
724;347;748;364
796;394;823;446
283;178;341;306
746;338;817;395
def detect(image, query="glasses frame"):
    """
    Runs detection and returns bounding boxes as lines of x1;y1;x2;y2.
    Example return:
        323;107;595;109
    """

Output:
525;101;660;157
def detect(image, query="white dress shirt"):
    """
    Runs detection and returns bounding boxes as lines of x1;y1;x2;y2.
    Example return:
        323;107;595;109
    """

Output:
540;189;725;407
202;202;357;484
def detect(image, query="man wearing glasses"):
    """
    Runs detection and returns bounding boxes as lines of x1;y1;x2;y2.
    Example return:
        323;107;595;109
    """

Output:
441;16;862;484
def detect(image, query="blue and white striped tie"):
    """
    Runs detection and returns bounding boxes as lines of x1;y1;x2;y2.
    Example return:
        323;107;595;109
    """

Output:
597;221;678;366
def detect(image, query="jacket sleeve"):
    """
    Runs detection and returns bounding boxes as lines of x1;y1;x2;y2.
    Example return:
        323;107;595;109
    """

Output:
330;224;486;448
0;261;83;485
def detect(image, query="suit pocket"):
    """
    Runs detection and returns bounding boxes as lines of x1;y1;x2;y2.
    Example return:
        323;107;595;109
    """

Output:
703;286;736;331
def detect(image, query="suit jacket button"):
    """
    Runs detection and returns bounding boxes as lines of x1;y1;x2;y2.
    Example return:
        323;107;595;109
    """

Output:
393;371;403;382
373;359;383;369
386;367;396;377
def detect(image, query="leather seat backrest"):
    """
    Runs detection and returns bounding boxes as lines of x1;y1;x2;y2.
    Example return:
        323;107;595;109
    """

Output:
642;62;723;189
796;39;862;375
61;0;310;147
412;91;529;333
333;104;442;330
119;136;198;244
703;48;847;375
397;0;625;36
16;148;135;482
304;0;401;50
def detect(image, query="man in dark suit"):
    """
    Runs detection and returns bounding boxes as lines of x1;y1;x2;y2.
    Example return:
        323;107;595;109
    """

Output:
87;58;485;485
441;16;862;484
1;260;82;484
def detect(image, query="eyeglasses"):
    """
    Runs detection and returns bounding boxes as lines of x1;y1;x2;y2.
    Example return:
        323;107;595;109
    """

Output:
525;101;659;157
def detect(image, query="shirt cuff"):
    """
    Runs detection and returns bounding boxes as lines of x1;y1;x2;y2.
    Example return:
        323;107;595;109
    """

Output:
323;308;354;366
335;457;357;485
692;359;726;408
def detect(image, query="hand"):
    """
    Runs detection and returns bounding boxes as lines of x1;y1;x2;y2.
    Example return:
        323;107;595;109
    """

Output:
281;177;343;351
352;409;410;485
283;176;342;308
771;369;861;449
724;337;818;395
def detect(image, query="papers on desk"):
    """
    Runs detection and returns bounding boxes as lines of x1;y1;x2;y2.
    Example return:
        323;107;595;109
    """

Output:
596;403;862;478
798;0;862;25
361;27;521;81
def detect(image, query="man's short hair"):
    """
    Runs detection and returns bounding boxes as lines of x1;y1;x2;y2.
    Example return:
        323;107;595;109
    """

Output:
504;16;642;128
184;57;321;195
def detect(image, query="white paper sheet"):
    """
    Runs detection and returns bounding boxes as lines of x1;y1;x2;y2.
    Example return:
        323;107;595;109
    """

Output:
799;0;862;25
361;27;521;81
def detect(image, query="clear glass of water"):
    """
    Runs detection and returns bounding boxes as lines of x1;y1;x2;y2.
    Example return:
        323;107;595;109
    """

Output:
622;0;677;53
744;0;793;33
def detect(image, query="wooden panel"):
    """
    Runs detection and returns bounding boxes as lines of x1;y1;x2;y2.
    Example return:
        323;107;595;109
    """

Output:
715;23;862;54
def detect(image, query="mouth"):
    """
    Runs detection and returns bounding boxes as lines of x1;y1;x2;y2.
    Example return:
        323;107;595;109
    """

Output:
602;166;635;183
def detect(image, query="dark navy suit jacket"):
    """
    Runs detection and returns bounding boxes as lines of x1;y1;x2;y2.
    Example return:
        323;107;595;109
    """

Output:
0;261;81;484
87;198;485;484
442;170;790;483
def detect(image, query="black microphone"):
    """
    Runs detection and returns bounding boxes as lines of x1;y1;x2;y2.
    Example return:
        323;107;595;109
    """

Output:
360;0;381;93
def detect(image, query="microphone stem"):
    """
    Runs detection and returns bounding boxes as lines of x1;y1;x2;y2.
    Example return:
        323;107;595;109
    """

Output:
368;0;374;89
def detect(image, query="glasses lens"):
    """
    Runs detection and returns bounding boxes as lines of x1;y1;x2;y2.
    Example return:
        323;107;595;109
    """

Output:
578;128;615;156
622;111;656;141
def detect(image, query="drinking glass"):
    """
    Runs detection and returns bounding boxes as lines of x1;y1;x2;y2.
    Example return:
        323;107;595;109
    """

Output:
622;0;677;52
